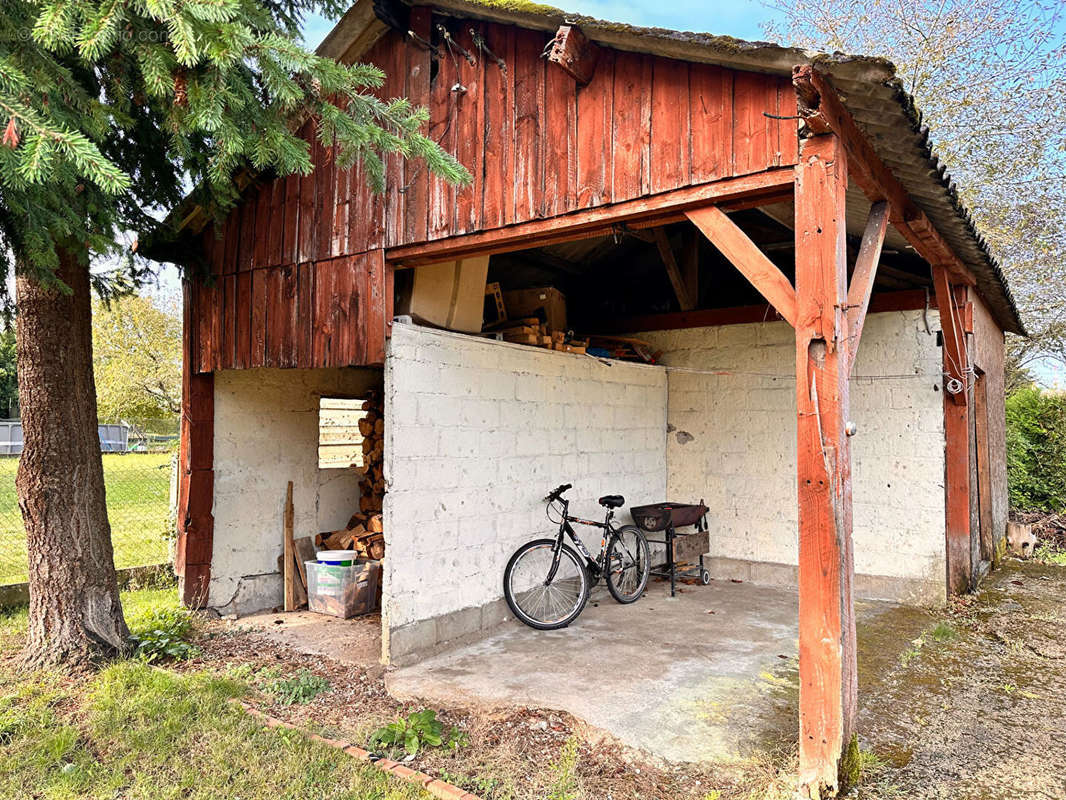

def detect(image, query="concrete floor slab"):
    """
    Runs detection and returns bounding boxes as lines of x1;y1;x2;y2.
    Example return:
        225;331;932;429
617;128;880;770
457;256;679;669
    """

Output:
387;579;924;763
226;610;382;667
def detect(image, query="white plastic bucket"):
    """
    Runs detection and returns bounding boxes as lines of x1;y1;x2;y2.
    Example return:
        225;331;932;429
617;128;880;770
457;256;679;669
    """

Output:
316;549;358;566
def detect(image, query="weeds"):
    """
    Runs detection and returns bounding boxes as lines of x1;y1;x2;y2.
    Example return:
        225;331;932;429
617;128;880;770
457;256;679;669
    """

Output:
901;620;959;666
1034;543;1066;566
545;737;580;800
369;708;468;757
128;605;200;663
930;621;957;642
265;669;330;705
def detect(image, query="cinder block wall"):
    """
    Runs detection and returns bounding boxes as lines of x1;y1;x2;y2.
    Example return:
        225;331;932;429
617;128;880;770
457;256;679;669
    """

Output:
384;323;667;663
211;367;382;615
636;309;947;604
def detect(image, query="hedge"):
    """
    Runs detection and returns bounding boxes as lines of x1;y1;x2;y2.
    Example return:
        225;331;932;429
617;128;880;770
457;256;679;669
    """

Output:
1006;386;1066;511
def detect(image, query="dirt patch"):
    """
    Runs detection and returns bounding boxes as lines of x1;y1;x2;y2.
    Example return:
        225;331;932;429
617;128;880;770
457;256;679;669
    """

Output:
857;560;1066;800
183;624;761;800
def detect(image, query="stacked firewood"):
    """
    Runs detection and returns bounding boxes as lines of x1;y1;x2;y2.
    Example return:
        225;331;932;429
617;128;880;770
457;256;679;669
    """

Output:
315;391;386;562
316;512;384;560
358;391;386;513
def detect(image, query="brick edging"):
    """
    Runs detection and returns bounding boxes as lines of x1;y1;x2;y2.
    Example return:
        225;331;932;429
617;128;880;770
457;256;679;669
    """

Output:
232;701;482;800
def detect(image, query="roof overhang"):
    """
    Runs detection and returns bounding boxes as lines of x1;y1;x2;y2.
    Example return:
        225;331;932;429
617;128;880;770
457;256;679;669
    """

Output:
168;0;1025;335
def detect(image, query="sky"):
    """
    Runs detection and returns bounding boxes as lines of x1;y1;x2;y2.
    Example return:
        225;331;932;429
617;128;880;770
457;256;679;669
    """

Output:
301;0;779;49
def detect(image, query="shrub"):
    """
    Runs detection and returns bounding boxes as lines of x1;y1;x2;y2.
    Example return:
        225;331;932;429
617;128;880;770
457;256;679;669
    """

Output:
1006;386;1066;511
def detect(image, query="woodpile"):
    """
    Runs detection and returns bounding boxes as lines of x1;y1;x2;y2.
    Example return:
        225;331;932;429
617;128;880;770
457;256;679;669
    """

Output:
316;513;385;560
484;317;588;354
314;389;387;563
356;390;386;513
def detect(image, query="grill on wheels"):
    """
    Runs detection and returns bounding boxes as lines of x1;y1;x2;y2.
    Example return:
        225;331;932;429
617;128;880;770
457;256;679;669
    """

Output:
630;502;708;532
630;501;711;596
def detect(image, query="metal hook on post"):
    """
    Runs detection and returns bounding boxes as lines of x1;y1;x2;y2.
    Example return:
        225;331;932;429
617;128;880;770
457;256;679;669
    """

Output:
472;29;506;74
437;24;476;66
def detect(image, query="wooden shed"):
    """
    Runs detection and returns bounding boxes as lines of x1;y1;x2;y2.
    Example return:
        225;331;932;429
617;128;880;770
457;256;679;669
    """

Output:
168;0;1023;793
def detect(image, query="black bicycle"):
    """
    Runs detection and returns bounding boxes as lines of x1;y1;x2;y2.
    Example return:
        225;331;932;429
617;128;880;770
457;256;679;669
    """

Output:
503;484;651;630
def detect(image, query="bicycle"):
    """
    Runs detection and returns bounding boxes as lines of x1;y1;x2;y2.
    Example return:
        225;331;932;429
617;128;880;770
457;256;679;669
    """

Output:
503;483;651;630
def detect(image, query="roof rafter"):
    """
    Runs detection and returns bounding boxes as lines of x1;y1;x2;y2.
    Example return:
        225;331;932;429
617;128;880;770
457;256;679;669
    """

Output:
792;65;976;288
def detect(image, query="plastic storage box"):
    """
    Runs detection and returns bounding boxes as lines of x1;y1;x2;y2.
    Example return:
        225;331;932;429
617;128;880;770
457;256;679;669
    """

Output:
306;559;381;618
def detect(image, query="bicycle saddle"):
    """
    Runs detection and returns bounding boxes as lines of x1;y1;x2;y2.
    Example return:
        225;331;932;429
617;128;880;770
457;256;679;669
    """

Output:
598;495;625;509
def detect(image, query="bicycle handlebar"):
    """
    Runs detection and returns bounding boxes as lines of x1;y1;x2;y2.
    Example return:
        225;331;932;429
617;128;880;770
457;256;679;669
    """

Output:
544;483;572;502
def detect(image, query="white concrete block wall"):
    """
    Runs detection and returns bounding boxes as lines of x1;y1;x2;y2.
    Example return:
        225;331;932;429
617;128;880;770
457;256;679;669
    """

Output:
210;367;382;614
384;322;667;636
636;309;946;601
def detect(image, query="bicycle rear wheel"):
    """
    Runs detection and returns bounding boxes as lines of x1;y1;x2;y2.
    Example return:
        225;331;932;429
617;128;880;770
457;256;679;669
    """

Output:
606;525;650;603
504;539;589;630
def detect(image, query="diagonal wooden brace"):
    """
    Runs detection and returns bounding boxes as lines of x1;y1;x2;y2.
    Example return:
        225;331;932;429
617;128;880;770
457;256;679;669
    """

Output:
845;201;889;374
686;205;797;327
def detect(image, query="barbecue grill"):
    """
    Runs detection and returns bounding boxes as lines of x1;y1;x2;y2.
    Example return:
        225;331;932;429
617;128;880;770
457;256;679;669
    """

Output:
630;501;710;596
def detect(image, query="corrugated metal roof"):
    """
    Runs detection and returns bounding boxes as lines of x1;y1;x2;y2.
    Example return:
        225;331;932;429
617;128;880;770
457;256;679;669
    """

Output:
341;0;1022;334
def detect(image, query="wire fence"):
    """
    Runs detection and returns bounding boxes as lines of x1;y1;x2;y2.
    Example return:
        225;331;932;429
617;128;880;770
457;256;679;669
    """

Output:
0;449;176;586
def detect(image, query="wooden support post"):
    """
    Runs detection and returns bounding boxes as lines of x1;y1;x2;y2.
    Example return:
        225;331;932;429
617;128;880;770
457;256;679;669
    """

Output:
686;205;797;326
176;280;214;609
682;229;699;307
653;227;695;310
283;480;295;612
791;65;975;288
845;201;889;373
794;133;858;798
931;264;973;593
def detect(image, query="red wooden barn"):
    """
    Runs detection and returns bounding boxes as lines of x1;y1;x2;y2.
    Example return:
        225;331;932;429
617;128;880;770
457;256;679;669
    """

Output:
166;0;1023;793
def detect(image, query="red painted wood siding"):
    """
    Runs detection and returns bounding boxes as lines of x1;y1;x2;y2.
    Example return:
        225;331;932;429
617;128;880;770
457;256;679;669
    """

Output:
189;11;799;372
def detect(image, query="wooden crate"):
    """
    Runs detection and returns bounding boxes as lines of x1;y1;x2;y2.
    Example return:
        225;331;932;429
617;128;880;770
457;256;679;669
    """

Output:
672;530;710;563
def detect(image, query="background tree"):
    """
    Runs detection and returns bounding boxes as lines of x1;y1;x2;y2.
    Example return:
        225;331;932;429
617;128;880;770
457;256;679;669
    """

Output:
765;0;1066;377
92;294;182;423
0;0;468;668
0;330;18;418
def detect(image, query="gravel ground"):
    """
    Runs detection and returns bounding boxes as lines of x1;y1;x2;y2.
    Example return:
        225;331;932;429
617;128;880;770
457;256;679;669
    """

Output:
857;559;1066;800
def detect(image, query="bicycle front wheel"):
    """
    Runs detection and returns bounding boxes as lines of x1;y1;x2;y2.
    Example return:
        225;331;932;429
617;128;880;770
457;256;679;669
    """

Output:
606;525;650;604
504;539;590;630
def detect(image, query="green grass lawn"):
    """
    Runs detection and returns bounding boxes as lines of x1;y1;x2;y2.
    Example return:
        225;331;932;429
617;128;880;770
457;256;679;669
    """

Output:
0;453;172;585
0;589;430;800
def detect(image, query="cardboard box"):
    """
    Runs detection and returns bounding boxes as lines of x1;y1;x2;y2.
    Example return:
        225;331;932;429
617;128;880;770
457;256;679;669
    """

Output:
399;255;490;333
502;286;567;332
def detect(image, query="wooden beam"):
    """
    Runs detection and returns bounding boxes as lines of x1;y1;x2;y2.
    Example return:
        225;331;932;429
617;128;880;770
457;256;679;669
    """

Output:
792;65;975;287
686;205;797;327
546;25;600;86
931;264;968;407
176;280;215;609
387;168;796;267
683;229;699;305
794;133;858;798
845;201;889;373
932;264;973;594
283;481;295;612
654;228;695;310
598;290;934;335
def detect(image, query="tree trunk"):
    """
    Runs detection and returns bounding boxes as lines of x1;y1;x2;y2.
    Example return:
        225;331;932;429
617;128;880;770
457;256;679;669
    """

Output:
16;247;129;668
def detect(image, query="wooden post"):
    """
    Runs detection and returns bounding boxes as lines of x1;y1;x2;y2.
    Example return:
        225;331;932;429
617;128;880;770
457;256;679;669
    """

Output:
931;265;972;593
794;133;858;798
175;280;214;609
283;481;295;612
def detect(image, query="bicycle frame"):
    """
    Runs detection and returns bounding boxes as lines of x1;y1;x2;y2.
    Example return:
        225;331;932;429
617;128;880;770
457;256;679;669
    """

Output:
548;496;621;582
